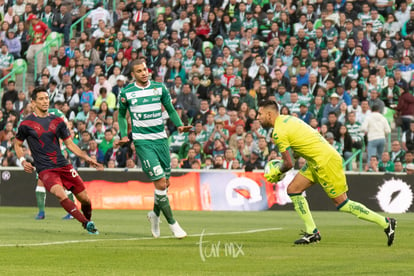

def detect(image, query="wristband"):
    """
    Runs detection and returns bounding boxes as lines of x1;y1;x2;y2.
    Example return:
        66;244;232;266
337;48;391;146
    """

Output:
19;157;26;164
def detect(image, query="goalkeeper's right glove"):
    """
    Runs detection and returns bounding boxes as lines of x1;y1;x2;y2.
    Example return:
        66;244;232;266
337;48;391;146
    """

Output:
264;165;283;183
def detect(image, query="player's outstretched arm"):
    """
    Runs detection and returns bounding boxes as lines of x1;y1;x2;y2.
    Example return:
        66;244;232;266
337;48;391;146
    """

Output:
63;138;103;170
13;139;35;173
178;125;193;133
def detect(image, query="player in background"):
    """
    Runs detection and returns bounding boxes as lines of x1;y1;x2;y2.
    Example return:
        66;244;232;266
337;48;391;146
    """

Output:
257;100;396;246
35;103;75;220
14;87;102;234
117;60;192;238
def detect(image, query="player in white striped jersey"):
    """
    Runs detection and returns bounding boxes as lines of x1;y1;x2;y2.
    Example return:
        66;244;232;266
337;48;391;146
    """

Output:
117;60;192;238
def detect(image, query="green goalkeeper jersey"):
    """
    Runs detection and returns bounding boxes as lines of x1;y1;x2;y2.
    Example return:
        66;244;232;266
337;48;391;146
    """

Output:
118;81;183;145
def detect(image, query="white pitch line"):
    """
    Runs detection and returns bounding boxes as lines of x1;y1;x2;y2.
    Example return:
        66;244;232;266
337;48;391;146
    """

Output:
0;227;283;248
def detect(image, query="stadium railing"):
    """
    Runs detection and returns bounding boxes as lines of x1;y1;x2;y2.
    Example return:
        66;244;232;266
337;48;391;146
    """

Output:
0;59;27;94
343;149;363;172
33;33;64;79
69;11;92;40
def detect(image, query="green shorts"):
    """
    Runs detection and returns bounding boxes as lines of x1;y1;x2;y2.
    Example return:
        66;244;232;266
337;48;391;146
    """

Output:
299;154;348;198
135;142;171;181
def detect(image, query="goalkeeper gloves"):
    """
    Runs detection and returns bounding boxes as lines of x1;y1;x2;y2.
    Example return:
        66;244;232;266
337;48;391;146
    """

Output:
264;165;283;183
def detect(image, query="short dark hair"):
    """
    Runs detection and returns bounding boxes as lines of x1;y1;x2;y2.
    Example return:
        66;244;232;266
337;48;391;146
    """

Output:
31;86;48;100
371;104;380;112
130;59;146;69
258;100;279;112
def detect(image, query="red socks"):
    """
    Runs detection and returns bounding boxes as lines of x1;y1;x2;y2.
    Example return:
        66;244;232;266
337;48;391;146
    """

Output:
60;198;88;224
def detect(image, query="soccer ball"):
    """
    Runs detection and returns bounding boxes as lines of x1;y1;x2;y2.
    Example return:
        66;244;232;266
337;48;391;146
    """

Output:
264;159;286;182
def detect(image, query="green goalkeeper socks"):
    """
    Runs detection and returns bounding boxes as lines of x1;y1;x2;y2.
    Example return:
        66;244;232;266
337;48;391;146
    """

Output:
154;189;176;224
337;199;388;228
35;186;46;213
289;193;317;234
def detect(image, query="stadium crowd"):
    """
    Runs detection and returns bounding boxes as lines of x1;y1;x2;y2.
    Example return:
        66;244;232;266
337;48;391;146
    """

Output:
0;0;414;173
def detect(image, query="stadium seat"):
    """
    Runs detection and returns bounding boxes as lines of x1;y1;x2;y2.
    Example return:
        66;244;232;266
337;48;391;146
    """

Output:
13;59;27;74
10;59;27;82
383;107;395;126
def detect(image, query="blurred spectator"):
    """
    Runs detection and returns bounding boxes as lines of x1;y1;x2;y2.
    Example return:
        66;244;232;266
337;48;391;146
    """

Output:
26;14;50;77
244;149;263;172
93;74;113;101
338;125;353;169
171;154;180;169
98;129;115;156
325;132;341;154
358;100;372;125
79;82;94;108
82;41;101;66
75;102;91;123
361;104;391;161
368;90;385;114
395;88;414;132
51;5;71;45
93;87;116;112
379;152;395;172
346;112;364;151
176;83;199;118
0;44;13;85
213;154;224;169
180;147;197;169
223;148;235;169
13;91;28;113
0;121;14;143
402;120;414;152
322;93;341;125
1;80;17;110
394;160;404;173
104;137;127;168
204;138;226;158
214;105;230;124
178;129;197;160
406;163;414;175
365;155;380;172
193;120;208;146
326;111;342;141
389;140;406;163
209;119;229;144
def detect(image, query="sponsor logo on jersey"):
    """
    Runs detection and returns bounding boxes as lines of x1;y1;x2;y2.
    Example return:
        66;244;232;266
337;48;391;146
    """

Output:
126;92;141;100
142;111;162;120
153;88;161;96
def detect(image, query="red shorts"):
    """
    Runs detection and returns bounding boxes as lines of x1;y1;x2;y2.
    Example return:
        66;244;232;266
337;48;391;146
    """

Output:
38;164;86;195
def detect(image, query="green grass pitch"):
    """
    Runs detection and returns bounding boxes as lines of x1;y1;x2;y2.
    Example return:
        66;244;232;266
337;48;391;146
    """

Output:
0;207;413;275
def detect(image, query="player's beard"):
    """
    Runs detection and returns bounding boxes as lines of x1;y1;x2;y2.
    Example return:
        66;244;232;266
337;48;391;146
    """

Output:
137;75;149;86
36;105;49;115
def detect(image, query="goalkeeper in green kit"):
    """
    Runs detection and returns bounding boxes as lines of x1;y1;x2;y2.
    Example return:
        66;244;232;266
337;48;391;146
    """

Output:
117;60;192;238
